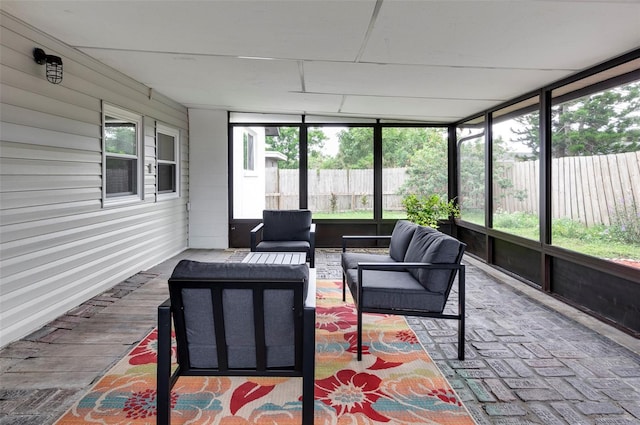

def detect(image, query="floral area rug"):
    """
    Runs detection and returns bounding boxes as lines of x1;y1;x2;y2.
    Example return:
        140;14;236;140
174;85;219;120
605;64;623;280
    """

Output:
55;279;475;424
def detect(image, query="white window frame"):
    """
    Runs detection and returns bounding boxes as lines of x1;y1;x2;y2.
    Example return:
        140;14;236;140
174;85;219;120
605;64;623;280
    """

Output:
156;123;180;200
102;103;143;206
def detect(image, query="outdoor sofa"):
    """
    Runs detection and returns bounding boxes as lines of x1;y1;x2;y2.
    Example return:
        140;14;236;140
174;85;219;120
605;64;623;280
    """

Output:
342;220;466;360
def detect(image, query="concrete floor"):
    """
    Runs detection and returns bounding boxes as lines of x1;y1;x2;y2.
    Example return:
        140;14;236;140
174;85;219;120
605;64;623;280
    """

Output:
1;248;639;425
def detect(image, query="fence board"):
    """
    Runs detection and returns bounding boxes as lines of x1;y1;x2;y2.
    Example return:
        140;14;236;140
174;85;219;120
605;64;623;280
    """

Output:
592;155;610;225
632;151;640;206
579;156;594;226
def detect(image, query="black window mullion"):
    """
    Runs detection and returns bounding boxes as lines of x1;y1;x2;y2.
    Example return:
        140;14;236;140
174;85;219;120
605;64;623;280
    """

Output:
299;123;308;210
373;122;382;221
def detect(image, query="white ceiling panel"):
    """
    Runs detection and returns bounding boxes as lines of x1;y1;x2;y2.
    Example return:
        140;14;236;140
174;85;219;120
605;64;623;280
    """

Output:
2;1;376;61
184;91;345;115
341;95;499;122
363;1;640;69
79;49;303;92
304;61;572;101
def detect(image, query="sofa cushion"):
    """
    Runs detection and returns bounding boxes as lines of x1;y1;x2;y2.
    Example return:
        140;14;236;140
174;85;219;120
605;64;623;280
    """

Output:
262;209;311;241
341;252;394;271
403;225;439;266
417;234;462;294
388;220;418;261
345;269;446;312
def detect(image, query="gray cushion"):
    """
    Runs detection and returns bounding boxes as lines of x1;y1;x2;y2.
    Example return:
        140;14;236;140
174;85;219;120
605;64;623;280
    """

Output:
388;220;418;261
346;269;446;312
417;234;461;293
181;287;297;368
262;209;311;241
341;252;394;270
403;225;440;266
256;240;310;252
171;260;309;284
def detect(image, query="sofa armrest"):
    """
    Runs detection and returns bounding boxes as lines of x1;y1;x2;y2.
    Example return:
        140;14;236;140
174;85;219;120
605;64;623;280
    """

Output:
250;222;264;251
342;235;392;252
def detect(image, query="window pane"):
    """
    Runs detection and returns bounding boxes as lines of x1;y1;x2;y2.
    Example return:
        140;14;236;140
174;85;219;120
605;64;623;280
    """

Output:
106;157;136;196
158;133;175;161
308;127;373;219
458;119;485;225
105;117;136;155
243;133;255;171
158;163;176;193
265;127;299;210
551;79;640;266
382;127;448;219
233;126;300;218
492;100;540;240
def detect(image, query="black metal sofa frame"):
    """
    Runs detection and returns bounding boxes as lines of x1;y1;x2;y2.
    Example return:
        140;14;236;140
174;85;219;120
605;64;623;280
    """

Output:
157;260;315;425
342;220;466;361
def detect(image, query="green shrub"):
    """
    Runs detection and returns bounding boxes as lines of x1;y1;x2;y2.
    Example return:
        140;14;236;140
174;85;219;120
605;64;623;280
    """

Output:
402;194;460;228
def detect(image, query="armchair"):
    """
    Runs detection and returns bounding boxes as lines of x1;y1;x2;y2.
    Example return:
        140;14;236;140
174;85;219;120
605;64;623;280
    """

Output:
157;260;315;425
251;209;316;267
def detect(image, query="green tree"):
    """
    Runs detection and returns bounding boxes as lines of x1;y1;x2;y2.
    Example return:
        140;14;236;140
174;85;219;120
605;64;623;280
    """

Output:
328;127;374;169
105;124;136;155
458;135;485;213
265;127;328;169
514;81;640;157
397;129;448;197
381;128;433;167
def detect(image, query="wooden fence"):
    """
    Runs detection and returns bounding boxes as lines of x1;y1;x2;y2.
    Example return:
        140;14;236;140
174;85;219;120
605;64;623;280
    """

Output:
494;151;640;226
265;151;639;226
266;168;408;212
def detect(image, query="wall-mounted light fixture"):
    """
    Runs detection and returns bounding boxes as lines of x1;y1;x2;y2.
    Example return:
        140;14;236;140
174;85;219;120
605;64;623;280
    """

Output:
33;48;63;84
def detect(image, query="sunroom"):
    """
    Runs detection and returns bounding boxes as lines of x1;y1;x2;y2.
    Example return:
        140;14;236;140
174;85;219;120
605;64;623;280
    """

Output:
2;0;638;345
0;1;639;422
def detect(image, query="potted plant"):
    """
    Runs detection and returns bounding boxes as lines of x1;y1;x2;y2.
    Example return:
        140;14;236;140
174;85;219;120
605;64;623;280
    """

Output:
402;194;460;229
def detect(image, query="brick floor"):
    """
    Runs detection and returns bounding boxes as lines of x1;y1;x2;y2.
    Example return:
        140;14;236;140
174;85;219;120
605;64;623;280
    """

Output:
1;248;639;425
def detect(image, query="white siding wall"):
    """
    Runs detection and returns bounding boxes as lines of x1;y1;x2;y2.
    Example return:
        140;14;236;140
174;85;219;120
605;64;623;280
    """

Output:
0;12;190;347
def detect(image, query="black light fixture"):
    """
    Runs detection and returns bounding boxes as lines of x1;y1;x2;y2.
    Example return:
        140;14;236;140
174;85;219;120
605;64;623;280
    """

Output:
33;48;63;84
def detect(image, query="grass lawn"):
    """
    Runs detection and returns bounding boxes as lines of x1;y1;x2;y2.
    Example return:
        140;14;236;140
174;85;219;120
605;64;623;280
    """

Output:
456;210;639;262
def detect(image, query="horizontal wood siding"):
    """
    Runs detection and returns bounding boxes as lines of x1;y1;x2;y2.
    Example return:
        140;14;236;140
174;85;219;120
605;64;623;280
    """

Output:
0;12;189;346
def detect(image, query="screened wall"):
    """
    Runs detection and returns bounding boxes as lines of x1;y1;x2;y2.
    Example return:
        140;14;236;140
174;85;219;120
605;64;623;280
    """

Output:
228;51;640;336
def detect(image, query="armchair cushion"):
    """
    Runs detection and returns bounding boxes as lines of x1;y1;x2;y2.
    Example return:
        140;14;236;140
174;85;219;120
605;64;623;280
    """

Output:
262;209;312;241
255;240;310;252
